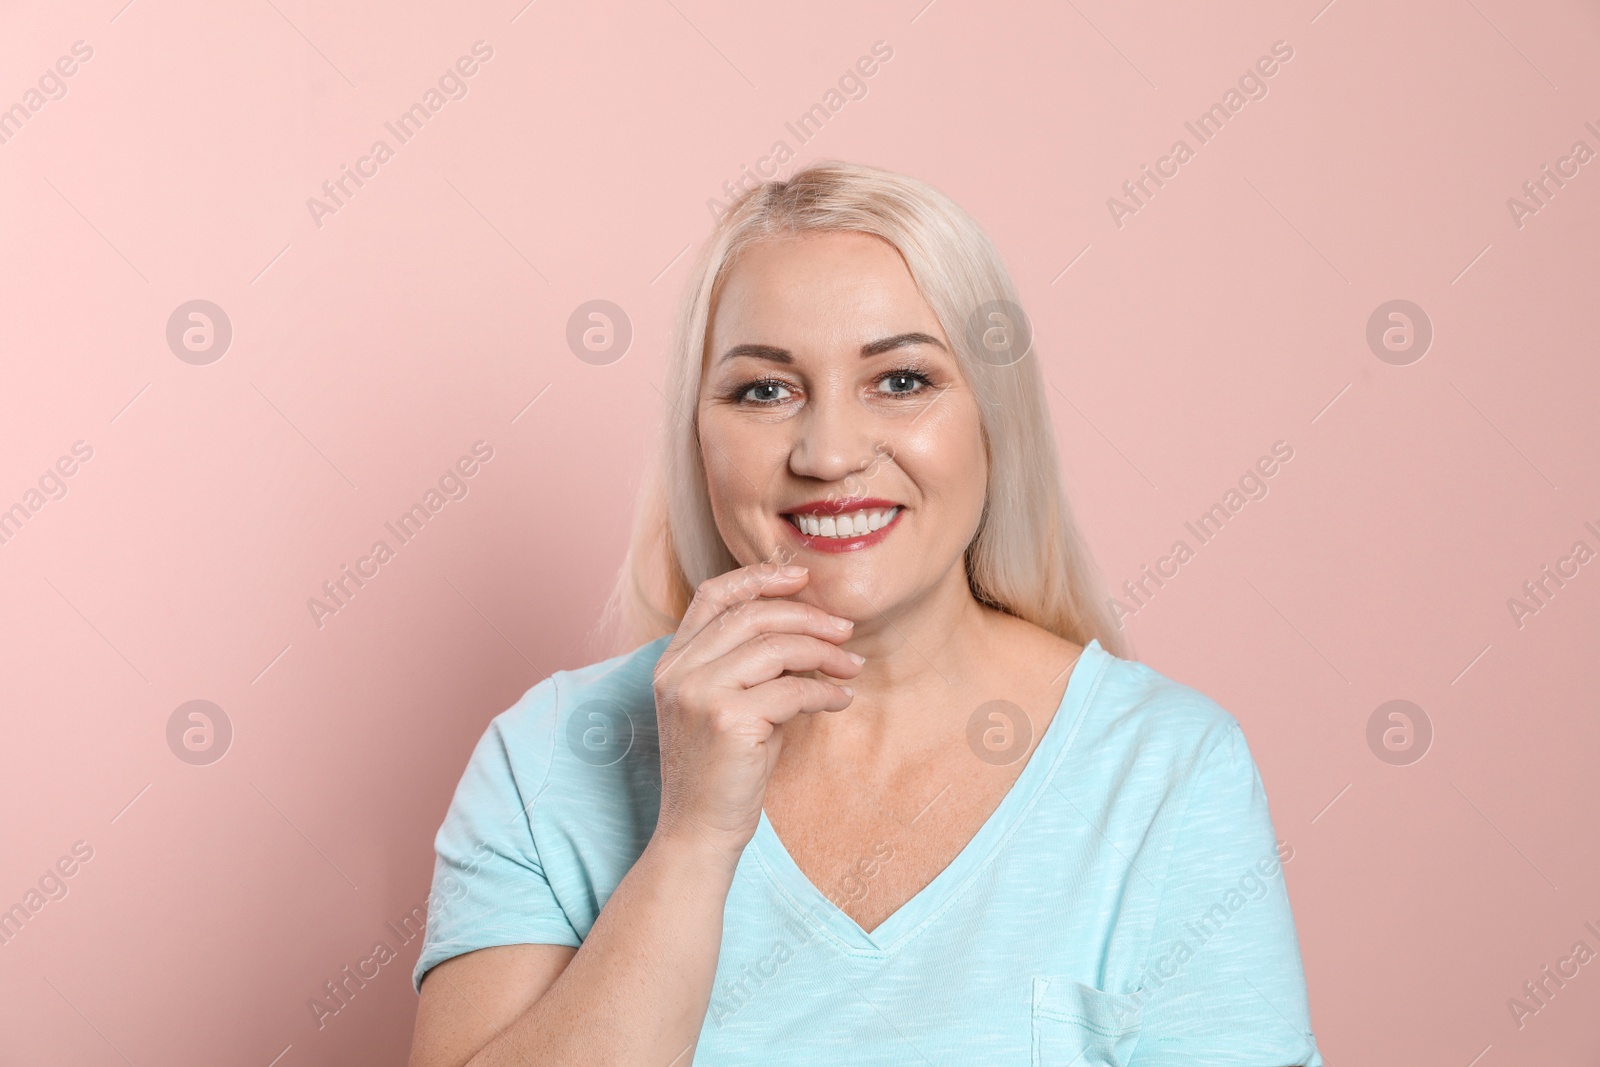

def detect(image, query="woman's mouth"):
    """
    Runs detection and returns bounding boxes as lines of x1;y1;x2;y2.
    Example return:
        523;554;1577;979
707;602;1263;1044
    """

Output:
780;501;903;553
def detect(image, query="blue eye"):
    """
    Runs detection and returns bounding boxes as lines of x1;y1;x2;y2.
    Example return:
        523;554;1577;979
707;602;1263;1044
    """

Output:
877;370;931;395
740;380;793;404
732;369;932;405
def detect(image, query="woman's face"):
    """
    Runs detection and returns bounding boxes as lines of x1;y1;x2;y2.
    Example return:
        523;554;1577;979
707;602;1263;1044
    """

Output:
697;230;989;621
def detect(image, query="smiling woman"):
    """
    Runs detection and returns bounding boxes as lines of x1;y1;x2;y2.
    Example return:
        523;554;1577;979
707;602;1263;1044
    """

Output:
406;161;1325;1066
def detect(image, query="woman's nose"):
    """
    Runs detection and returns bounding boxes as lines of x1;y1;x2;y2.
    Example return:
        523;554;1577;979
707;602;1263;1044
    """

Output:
787;395;878;483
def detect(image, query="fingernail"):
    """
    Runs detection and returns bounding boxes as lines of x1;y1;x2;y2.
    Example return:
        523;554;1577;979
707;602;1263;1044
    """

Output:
782;565;807;577
841;686;854;697
832;616;854;630
848;652;866;666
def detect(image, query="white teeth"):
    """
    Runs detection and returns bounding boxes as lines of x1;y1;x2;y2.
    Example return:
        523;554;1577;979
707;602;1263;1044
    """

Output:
790;506;900;539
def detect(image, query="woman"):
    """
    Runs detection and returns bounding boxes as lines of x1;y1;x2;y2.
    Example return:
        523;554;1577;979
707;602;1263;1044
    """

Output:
407;161;1323;1066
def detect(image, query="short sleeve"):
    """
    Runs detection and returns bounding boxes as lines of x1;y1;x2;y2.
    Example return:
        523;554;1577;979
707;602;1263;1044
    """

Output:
1128;722;1324;1066
412;690;582;993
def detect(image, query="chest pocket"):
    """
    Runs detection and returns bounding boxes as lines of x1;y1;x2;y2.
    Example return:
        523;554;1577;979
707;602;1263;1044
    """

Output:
1031;976;1144;1067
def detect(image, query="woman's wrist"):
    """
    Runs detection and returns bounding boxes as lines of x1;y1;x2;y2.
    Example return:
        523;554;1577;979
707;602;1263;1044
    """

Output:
646;820;751;885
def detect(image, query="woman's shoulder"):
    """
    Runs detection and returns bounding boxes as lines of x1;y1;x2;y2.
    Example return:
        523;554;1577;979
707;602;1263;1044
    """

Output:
483;633;665;751
1081;639;1249;770
457;630;675;796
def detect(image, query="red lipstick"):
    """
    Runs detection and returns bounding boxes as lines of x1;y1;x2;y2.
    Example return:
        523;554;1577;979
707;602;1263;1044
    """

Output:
779;499;904;554
783;496;900;517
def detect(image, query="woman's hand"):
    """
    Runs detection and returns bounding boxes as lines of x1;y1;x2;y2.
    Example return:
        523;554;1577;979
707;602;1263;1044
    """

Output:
651;562;861;867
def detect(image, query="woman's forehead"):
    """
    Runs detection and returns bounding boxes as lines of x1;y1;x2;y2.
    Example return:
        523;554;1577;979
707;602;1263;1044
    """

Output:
708;234;943;350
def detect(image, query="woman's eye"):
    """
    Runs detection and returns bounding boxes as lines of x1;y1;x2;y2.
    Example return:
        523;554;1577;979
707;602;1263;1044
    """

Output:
877;372;930;395
740;380;793;404
735;372;928;404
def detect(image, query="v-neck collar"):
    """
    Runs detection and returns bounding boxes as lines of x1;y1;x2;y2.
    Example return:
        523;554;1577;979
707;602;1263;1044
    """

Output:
748;638;1111;957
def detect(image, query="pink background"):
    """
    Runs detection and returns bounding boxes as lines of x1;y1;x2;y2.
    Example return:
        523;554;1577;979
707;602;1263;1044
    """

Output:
2;0;1598;1062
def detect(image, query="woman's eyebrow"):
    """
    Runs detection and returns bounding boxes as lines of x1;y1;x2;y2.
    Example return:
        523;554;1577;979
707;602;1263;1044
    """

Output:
861;332;948;357
719;332;948;365
719;343;794;365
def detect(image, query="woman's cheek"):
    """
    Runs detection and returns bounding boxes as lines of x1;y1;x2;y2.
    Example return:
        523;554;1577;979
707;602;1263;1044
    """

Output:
899;410;987;536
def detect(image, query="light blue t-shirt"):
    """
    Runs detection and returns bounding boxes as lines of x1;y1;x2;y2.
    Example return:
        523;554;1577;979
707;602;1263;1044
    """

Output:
415;635;1324;1066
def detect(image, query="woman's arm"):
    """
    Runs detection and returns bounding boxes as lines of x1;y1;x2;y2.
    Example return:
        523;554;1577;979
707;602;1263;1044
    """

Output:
408;829;737;1067
408;562;861;1066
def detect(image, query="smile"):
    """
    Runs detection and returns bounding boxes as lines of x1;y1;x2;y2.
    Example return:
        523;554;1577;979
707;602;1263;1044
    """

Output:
780;499;904;552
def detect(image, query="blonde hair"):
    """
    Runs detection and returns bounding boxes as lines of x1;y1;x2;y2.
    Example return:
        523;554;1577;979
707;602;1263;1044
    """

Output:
596;159;1127;659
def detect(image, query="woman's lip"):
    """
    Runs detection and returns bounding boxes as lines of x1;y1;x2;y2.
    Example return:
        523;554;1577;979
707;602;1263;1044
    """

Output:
781;506;903;553
782;496;901;517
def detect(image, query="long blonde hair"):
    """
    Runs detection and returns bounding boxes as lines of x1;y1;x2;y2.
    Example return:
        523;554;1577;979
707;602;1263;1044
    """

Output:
596;160;1127;659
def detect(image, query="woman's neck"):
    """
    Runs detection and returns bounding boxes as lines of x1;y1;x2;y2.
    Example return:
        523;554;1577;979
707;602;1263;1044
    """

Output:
786;568;1022;766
